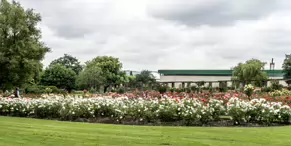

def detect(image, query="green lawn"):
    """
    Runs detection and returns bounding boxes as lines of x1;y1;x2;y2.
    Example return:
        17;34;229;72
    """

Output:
0;117;291;146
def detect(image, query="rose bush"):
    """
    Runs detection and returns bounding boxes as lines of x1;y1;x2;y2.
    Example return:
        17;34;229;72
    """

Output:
1;95;290;126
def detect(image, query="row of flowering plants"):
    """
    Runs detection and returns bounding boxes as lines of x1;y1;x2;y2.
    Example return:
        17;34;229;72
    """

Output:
1;95;291;126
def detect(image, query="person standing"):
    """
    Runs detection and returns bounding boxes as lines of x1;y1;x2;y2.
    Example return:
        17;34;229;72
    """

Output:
14;88;20;98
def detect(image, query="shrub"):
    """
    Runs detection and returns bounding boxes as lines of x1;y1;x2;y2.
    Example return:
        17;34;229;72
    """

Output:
185;87;191;93
190;86;198;92
24;85;44;94
262;87;273;92
169;88;176;93
45;88;53;94
117;87;125;94
244;84;254;98
1;96;290;126
45;86;60;94
89;88;98;94
271;80;283;91
156;84;168;94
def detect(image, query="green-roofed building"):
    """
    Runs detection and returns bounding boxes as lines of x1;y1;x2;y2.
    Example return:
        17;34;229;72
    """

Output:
158;69;286;87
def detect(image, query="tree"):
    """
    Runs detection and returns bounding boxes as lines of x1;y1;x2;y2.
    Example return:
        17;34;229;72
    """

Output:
50;54;83;75
86;56;126;92
126;75;137;88
136;70;156;90
40;64;76;92
282;54;291;86
0;0;50;90
232;59;268;87
76;65;105;91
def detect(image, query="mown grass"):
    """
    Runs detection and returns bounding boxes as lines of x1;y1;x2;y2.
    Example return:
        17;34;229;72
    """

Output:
0;116;291;146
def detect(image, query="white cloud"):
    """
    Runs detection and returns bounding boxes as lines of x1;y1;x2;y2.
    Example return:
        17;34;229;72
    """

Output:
17;0;291;71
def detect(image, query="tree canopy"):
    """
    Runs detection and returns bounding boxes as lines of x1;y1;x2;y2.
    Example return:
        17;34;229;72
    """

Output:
282;54;291;85
40;65;76;92
232;59;268;86
77;65;104;90
136;70;156;90
0;0;50;90
86;56;126;92
50;54;83;75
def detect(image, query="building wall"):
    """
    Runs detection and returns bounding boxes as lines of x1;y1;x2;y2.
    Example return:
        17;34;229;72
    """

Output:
160;75;232;88
160;75;288;88
160;75;231;82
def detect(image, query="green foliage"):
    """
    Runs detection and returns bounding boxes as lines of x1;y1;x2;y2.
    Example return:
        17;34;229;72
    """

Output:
125;76;137;88
232;59;268;86
44;88;52;94
156;84;168;94
169;87;176;93
283;54;291;85
0;0;50;90
190;86;198;92
50;54;83;75
76;65;104;90
271;80;283;91
136;70;156;90
24;85;44;94
110;88;116;93
46;86;59;93
41;65;77;92
89;88;98;94
262;87;273;92
196;81;205;87
218;81;228;92
86;56;125;92
185;87;191;93
23;85;60;94
244;84;254;98
117;87;125;94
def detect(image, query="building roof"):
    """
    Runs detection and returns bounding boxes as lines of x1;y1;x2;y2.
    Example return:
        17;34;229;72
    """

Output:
158;69;284;77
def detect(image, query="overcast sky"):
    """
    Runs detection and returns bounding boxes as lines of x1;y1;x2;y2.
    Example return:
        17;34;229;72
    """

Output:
18;0;291;71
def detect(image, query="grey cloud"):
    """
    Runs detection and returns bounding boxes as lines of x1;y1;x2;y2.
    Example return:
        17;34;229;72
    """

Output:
148;0;280;26
17;0;291;70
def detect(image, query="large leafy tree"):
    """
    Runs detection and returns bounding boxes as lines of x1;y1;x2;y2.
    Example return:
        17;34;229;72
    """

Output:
40;65;76;92
50;54;83;75
125;75;137;89
0;0;50;90
282;54;291;86
86;56;126;92
77;65;105;90
136;70;156;90
232;59;268;86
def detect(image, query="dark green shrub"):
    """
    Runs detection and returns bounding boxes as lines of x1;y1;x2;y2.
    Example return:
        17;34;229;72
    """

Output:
156;84;168;94
89;88;98;94
176;88;185;93
228;87;235;90
185;87;191;93
110;88;116;93
72;90;84;94
196;81;205;87
209;87;213;93
24;85;44;94
271;80;283;91
117;87;125;94
45;86;60;94
190;86;198;92
262;86;273;92
169;88;176;93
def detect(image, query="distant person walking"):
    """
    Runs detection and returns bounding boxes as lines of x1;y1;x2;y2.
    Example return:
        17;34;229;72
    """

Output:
14;88;20;98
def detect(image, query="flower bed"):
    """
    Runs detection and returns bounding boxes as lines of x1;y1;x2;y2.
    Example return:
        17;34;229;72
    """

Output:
1;95;290;126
